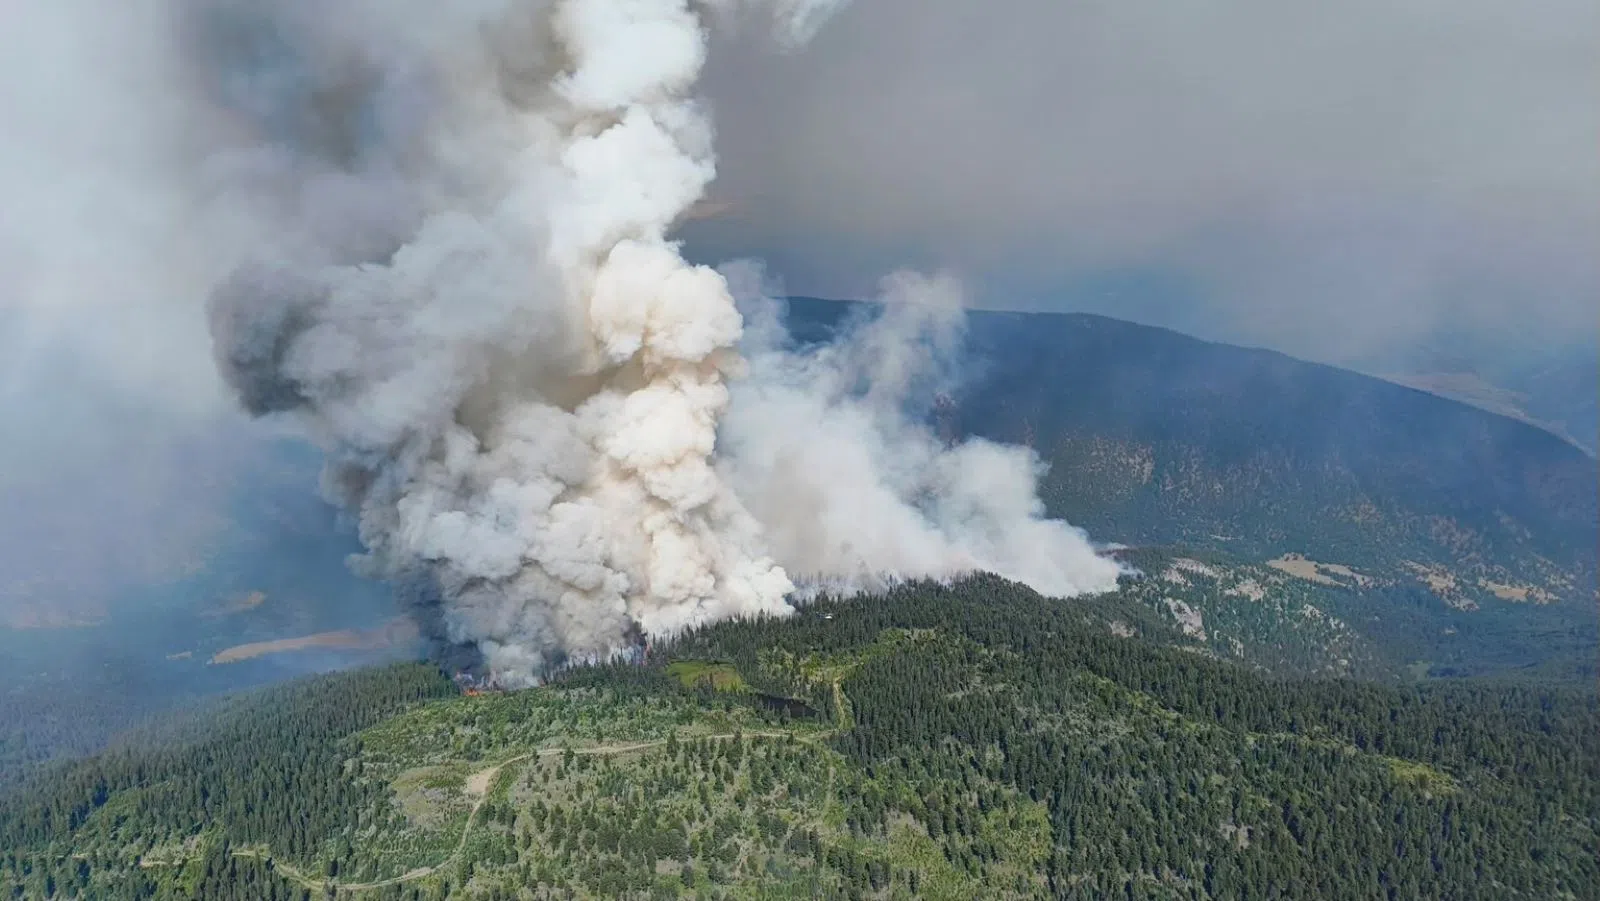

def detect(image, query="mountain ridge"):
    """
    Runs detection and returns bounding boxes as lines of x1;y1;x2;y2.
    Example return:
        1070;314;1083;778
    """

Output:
781;296;1598;612
1;298;1591;797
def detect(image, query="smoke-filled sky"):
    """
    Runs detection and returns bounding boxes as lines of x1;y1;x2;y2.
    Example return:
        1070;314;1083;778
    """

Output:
686;0;1599;365
1;0;1591;646
0;0;1124;679
7;0;1592;409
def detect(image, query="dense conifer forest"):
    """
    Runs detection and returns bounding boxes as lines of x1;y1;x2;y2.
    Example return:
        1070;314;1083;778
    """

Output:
2;576;1593;899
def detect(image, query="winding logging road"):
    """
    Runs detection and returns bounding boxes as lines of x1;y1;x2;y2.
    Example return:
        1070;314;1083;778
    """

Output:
239;731;803;894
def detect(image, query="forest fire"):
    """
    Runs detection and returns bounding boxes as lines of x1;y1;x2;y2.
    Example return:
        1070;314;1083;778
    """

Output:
452;671;508;696
450;623;653;695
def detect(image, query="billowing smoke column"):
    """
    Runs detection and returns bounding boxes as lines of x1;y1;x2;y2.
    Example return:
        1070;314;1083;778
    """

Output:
207;0;1118;685
720;267;1122;599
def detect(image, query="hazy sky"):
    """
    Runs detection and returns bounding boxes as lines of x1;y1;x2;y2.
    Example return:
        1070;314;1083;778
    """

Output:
1;0;1594;618
4;0;1593;415
686;0;1599;365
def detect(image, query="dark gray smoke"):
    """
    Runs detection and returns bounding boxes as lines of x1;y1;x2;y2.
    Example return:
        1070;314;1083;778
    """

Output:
209;264;326;415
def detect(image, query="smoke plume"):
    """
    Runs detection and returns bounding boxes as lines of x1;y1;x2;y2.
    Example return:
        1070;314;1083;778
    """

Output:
722;267;1121;598
206;0;1117;685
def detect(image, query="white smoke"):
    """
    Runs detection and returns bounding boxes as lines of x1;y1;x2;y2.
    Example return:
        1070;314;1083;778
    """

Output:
721;267;1122;598
198;0;1118;685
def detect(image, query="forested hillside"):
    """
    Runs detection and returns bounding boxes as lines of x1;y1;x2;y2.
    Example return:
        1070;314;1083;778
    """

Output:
785;298;1599;612
8;303;1590;790
2;304;1592;900
1105;547;1596;683
5;578;1594;900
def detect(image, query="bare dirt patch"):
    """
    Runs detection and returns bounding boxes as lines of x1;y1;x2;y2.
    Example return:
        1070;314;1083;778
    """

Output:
464;763;500;797
208;617;418;664
1403;562;1478;610
1266;554;1371;588
1479;580;1553;604
203;590;267;619
1267;555;1337;584
1405;561;1457;594
1163;598;1207;640
1226;579;1266;602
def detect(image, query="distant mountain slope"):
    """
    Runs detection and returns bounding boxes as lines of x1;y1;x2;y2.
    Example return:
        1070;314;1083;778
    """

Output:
782;298;1598;611
1375;370;1581;451
0;438;412;787
1363;340;1598;457
1498;353;1599;457
1378;364;1598;458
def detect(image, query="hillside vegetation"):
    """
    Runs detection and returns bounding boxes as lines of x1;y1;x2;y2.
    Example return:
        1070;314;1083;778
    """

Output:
786;298;1598;612
4;578;1594;900
7;304;1592;789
